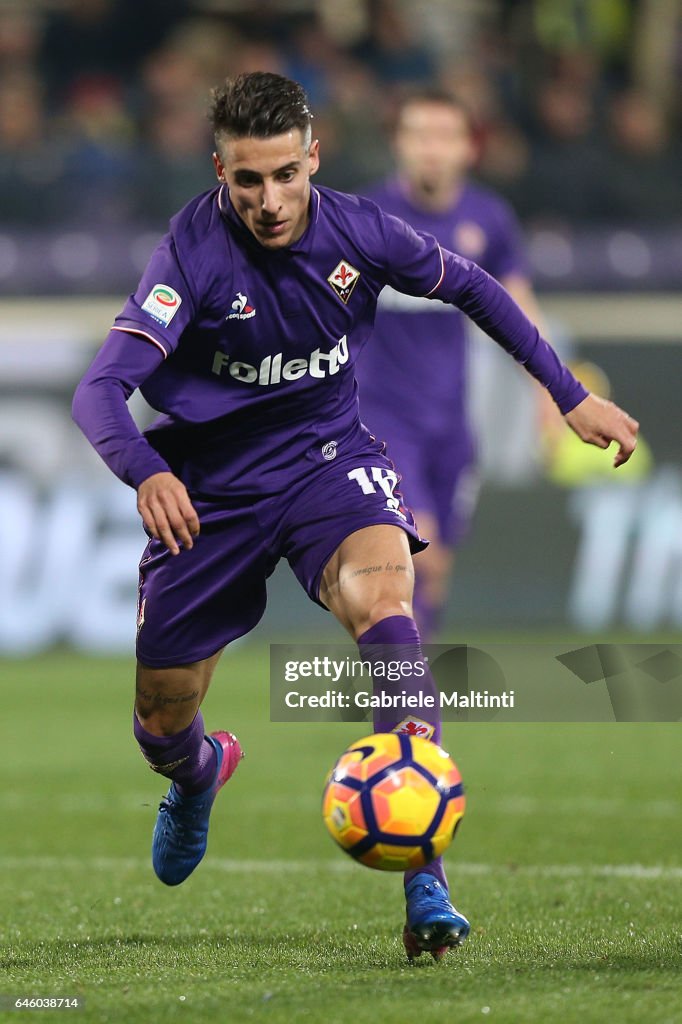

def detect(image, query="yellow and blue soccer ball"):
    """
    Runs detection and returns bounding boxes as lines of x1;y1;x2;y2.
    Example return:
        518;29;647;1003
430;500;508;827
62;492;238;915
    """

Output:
322;732;465;871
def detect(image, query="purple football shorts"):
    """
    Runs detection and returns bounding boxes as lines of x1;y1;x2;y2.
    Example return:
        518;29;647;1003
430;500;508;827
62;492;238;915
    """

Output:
135;441;426;667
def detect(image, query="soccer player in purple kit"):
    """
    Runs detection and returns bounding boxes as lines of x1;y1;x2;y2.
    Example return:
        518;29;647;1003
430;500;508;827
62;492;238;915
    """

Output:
356;89;550;641
72;72;638;962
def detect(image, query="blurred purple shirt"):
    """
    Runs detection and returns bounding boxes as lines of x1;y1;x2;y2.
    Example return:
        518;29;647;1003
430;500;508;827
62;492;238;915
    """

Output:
356;178;530;439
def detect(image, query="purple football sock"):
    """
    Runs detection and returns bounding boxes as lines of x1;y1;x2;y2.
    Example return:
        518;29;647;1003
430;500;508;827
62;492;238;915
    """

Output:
133;710;217;796
357;615;448;895
357;614;441;744
404;858;449;891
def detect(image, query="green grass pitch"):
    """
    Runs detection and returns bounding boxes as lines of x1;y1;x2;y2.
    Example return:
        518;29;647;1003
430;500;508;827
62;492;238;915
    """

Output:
1;646;681;1024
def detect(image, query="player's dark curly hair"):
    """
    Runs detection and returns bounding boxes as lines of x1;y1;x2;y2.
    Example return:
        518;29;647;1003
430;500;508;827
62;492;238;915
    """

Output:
209;72;313;148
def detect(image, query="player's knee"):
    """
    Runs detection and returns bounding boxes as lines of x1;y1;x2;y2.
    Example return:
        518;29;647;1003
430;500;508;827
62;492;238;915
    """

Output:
415;547;453;604
351;597;414;641
134;702;197;737
134;665;203;735
419;565;450;604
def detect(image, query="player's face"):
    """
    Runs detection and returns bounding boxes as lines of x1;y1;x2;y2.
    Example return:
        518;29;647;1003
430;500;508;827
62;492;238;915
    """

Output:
213;130;319;250
394;101;476;195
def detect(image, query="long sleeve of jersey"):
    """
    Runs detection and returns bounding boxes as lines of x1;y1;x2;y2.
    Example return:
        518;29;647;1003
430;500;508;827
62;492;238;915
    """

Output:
72;329;172;489
433;248;587;414
376;208;586;414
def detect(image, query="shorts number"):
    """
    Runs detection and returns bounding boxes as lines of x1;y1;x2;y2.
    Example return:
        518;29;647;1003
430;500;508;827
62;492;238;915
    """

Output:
347;467;400;510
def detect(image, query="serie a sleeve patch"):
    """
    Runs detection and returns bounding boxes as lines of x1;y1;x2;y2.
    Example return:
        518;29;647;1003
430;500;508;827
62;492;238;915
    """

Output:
140;284;183;327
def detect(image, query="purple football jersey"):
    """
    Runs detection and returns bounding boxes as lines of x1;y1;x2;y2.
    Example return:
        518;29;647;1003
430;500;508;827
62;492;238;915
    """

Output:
356;178;530;437
72;183;585;497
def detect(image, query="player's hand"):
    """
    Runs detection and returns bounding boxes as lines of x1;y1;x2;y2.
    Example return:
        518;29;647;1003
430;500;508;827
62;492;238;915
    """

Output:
564;393;639;468
137;472;200;555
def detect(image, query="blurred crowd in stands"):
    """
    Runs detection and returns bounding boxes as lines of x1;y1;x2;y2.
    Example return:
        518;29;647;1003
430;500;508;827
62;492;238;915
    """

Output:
1;0;681;230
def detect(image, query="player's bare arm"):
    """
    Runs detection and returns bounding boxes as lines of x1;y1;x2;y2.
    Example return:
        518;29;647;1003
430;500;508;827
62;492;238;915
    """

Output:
564;393;639;468
137;471;200;556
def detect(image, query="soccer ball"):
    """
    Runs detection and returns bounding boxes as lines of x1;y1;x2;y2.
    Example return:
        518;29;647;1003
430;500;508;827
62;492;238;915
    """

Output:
322;732;465;871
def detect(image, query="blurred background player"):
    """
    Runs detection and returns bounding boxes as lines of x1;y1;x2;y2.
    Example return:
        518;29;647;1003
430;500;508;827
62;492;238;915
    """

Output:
356;89;550;641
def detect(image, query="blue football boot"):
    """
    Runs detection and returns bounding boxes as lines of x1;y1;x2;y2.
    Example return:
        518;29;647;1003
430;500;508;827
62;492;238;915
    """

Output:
403;872;470;962
152;730;243;886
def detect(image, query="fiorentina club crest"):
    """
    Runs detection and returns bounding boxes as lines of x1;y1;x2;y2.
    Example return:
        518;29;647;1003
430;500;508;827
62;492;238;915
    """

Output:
453;221;487;259
392;716;435;740
327;259;360;304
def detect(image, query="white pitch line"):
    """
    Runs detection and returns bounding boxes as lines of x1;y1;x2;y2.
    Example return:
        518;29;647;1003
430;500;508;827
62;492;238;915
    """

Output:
1;793;678;819
0;857;680;880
